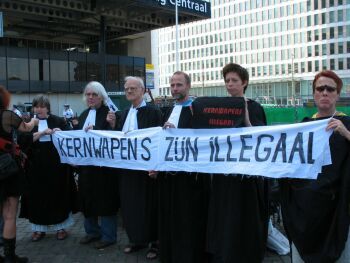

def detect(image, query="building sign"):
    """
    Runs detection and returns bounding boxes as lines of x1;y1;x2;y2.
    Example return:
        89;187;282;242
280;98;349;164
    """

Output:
0;12;3;37
138;0;210;18
146;64;155;89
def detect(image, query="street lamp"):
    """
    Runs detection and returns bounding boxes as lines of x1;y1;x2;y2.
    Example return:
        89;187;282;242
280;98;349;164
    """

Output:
291;54;298;122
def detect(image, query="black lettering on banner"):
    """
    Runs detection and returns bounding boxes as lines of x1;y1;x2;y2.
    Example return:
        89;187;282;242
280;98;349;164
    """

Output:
255;134;274;162
83;137;92;157
214;136;224;162
239;135;253;162
73;138;83;157
272;133;287;162
175;137;185;161
101;138;111;159
226;136;237;162
110;138;120;159
141;137;151;161
165;137;174;161
185;137;198;161
66;138;74;157
307;132;315;164
288;132;305;163
120;138;127;160
57;138;67;157
209;137;215;162
128;138;137;160
92;138;102;157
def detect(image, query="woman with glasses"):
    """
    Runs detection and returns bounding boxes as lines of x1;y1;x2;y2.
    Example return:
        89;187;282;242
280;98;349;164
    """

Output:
73;81;120;250
281;70;350;262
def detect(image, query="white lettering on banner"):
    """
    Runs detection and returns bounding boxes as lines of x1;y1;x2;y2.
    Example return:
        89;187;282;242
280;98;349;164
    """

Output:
156;0;207;13
52;119;332;179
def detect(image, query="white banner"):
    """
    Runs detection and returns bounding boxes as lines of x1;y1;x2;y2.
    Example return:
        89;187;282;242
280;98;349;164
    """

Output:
52;119;332;179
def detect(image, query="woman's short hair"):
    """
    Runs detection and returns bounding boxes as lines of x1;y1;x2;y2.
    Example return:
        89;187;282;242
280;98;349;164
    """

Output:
312;70;343;94
32;94;51;112
0;85;11;110
124;76;145;90
83;81;108;106
222;63;249;93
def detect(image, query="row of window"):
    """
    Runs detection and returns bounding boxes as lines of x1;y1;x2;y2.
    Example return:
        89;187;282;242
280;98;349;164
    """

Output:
159;41;350;71
159;57;350;88
0;47;145;93
160;22;349;56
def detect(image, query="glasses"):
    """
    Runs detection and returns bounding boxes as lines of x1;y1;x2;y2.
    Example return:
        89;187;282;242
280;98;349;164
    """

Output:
124;87;138;92
315;85;337;93
85;92;98;97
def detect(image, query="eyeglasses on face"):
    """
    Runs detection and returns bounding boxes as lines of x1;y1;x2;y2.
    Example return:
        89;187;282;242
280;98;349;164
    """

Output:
315;85;337;93
124;87;139;92
85;92;98;97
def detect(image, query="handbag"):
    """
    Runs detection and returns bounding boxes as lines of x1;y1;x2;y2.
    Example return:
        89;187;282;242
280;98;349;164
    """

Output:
0;153;19;180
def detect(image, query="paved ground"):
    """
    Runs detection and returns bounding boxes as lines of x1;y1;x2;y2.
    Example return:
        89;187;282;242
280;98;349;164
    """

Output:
11;212;290;263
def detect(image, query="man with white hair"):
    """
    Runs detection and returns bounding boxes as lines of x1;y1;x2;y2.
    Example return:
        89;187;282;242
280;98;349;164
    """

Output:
115;76;162;260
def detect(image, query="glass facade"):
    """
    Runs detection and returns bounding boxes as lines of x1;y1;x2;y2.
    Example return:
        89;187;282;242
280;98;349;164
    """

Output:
0;43;145;94
156;0;350;106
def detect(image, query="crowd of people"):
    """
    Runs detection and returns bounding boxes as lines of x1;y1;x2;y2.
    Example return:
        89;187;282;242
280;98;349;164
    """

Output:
0;64;349;263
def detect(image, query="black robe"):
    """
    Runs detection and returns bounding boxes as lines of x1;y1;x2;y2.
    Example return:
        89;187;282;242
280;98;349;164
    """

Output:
118;105;162;244
0;110;24;203
76;105;119;217
158;106;211;263
206;100;269;263
281;116;350;263
19;114;77;225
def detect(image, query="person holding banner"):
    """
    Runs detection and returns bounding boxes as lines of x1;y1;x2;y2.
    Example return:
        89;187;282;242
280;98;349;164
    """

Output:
19;95;77;242
206;63;269;263
116;76;162;260
281;70;350;263
74;81;119;250
0;86;39;263
159;71;210;263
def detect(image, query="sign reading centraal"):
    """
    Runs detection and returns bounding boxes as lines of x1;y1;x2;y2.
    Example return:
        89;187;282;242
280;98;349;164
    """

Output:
153;0;210;17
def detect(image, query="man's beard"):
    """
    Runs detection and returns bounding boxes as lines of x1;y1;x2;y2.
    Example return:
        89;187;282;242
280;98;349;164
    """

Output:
173;93;186;101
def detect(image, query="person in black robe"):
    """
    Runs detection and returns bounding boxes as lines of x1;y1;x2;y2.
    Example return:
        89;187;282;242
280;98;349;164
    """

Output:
74;81;119;250
0;85;39;262
206;63;269;263
159;71;210;263
19;95;77;241
115;76;162;260
281;70;350;263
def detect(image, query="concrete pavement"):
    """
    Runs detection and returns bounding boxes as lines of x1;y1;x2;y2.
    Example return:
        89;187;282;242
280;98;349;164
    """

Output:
11;212;290;263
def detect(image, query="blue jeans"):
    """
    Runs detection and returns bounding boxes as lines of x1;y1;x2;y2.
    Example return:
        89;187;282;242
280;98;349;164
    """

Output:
84;215;117;243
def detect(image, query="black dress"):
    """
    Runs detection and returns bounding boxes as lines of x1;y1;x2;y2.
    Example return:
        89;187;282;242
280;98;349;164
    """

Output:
0;110;24;203
158;106;211;263
76;105;120;217
206;100;269;263
281;115;350;263
118;105;162;244
19;114;77;225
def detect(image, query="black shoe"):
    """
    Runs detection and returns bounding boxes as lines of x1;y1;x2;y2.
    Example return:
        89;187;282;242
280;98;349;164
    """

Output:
4;255;28;263
94;240;115;249
79;235;100;245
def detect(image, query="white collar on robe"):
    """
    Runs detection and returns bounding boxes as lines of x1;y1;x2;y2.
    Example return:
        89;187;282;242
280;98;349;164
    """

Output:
82;108;96;130
122;100;146;132
38;119;51;142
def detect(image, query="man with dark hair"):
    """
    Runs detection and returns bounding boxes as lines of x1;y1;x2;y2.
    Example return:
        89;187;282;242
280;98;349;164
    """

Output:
159;71;210;263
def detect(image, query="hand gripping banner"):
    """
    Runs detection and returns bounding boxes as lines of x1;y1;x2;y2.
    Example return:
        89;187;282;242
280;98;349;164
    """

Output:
52;118;332;179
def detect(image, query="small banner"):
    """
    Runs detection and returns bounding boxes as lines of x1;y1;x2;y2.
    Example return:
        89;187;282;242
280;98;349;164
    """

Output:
192;97;245;128
52;119;332;179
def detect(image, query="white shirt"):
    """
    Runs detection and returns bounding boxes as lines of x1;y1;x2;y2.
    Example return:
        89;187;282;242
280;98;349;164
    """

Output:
122;100;147;132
